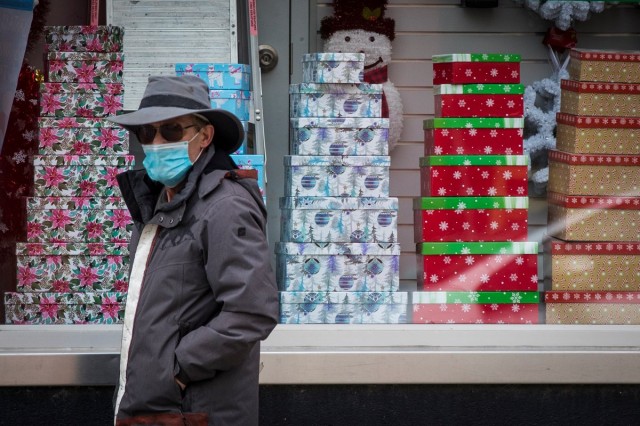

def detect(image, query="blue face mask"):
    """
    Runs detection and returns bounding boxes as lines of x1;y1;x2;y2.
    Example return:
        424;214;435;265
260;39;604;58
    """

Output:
142;134;199;187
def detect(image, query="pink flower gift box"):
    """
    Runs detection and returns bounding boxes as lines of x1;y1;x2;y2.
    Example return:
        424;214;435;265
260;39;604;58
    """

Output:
424;117;524;156
39;117;129;155
560;80;640;118
545;291;640;325
417;242;538;292
414;196;529;243
4;291;126;325
568;49;640;84
432;53;521;85
26;197;132;243
40;82;124;118
555;113;640;155
16;242;129;293
44;25;124;53
420;155;528;197
33;155;134;197
47;52;124;83
548;151;640;197
434;84;524;118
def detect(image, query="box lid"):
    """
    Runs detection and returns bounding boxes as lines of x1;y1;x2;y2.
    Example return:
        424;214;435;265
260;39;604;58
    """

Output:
420;155;528;166
561;79;640;94
289;83;382;94
412;291;539;304
277;242;401;255
285;155;390;167
39;117;122;128
549;239;640;255
47;52;124;61
231;154;264;166
418;241;537;255
280;196;398;210
16;242;129;256
434;84;525;95
413;196;528;210
556;113;640;129
40;82;124;94
548;150;640;165
545;291;640;304
569;49;640;63
4;291;127;305
26;196;127;210
547;192;640;210
302;52;365;62
432;53;521;63
279;291;408;304
209;89;252;100
423;117;524;129
175;63;251;73
33;155;134;166
290;117;389;129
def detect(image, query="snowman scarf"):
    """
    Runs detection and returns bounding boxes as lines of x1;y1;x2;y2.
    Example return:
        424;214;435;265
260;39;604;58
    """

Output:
363;65;389;118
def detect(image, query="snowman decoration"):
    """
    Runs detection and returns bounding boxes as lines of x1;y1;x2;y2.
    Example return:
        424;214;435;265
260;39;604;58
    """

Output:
320;0;403;152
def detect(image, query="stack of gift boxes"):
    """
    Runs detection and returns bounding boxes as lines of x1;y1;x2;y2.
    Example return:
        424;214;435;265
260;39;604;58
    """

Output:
277;52;407;324
412;53;540;324
175;63;265;201
545;48;640;324
4;26;133;324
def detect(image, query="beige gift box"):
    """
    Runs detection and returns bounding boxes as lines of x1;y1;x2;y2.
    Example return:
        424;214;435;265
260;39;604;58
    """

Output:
555;113;640;155
560;80;640;117
545;291;640;325
568;49;640;84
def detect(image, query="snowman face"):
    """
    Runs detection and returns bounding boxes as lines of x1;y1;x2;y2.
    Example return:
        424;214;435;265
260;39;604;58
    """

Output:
324;29;392;71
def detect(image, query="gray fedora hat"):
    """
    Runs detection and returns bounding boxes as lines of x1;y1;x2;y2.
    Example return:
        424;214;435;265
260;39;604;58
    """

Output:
107;75;244;153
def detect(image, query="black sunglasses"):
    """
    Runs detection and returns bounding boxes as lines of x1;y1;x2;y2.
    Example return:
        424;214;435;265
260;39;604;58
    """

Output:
133;123;199;144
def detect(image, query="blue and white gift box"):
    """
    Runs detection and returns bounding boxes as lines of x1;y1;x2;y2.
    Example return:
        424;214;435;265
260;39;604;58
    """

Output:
231;154;264;197
280;196;398;243
290;83;382;118
284;155;390;197
175;63;251;90
276;242;400;292
302;52;365;84
209;89;251;121
279;291;409;324
290;117;389;156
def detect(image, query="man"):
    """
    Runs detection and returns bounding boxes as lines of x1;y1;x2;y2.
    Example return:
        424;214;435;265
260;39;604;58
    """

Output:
108;75;279;425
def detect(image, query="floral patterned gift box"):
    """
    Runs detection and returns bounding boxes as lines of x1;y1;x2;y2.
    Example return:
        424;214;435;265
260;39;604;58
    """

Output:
39;117;128;155
284;155;390;197
411;291;539;324
26;196;132;243
40;82;124;118
175;63;251;90
291;117;389;156
280;196;398;243
432;53;521;85
545;291;640;325
423;117;524;156
279;291;408;324
47;52;124;84
302;52;365;84
44;25;124;53
548;151;640;197
568;49;640;84
414;196;529;243
4;292;126;325
417;242;538;292
545;238;640;291
33;155;134;197
555;113;640;155
420;155;528;197
547;192;640;242
276;242;400;292
16;242;129;292
560;80;640;118
434;84;524;118
290;83;382;118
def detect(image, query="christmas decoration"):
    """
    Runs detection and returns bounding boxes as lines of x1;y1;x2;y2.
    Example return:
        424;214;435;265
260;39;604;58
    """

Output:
320;0;404;151
513;0;606;31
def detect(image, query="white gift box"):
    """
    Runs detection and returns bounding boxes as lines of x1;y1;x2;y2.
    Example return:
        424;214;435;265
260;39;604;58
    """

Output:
302;52;365;84
290;83;382;118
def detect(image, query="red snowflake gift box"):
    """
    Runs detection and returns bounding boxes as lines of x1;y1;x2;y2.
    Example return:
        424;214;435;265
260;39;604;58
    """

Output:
432;53;521;85
420;155;528;197
40;82;124;118
555;113;640;155
413;196;529;243
47;52;124;84
434;84;524;118
411;291;539;324
568;49;640;84
424;117;524;156
417;242;538;292
547;192;640;242
560;80;640;118
545;291;640;325
545;238;640;291
45;25;124;53
548;150;640;197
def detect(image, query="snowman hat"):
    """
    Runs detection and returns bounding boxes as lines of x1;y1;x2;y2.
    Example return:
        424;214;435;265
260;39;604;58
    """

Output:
320;0;395;41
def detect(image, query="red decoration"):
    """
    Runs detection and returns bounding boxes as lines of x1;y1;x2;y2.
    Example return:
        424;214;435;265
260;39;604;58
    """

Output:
542;26;577;54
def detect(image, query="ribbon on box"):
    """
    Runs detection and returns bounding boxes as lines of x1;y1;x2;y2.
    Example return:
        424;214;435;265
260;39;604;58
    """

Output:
413;291;540;304
424;117;524;129
418;242;538;255
421;155;529;166
413;196;529;210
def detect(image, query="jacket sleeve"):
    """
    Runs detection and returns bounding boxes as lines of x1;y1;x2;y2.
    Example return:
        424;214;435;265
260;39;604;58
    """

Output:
173;188;279;384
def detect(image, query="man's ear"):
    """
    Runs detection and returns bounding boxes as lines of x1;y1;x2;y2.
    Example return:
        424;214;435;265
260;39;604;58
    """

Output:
201;124;214;148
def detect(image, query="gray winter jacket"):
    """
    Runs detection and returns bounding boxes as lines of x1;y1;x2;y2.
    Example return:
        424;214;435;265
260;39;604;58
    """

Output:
115;147;279;425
